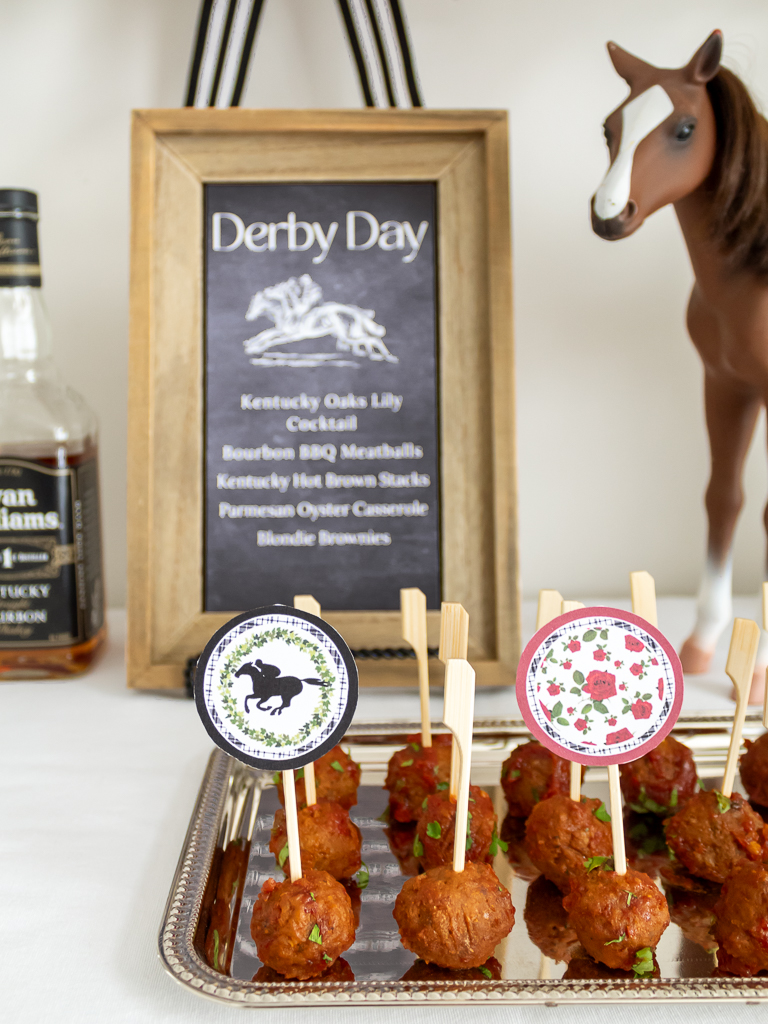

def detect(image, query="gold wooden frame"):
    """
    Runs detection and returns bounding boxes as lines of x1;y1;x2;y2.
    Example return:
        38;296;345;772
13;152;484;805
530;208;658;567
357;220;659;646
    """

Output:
128;109;518;690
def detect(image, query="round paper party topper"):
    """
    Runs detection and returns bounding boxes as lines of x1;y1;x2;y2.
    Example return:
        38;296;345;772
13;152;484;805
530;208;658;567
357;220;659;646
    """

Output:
195;605;358;771
516;607;683;766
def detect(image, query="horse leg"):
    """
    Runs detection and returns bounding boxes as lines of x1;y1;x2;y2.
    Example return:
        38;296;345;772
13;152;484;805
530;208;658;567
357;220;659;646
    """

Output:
681;373;761;673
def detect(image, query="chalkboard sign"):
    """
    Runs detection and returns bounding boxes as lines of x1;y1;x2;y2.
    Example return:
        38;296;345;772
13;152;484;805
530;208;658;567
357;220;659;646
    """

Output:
204;182;440;612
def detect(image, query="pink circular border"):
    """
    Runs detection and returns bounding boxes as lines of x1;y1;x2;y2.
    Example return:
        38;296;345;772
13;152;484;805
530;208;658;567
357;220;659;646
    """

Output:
516;606;684;766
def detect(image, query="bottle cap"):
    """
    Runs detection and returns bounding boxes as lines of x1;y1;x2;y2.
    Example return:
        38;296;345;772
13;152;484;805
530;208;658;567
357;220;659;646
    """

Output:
0;190;38;217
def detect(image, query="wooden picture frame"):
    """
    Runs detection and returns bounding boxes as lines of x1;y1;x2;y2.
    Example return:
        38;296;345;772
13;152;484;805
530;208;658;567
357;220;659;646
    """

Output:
128;109;518;691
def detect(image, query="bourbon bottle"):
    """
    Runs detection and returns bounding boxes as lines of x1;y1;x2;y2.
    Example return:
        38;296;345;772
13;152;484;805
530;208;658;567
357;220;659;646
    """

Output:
0;189;105;677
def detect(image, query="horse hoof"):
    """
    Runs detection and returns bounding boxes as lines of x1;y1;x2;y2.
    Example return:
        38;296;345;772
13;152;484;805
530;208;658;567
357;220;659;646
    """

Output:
679;638;714;674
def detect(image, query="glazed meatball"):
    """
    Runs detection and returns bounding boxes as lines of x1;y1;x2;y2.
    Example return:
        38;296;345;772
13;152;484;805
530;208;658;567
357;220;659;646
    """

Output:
253;957;355;982
525;794;613;891
401;956;502;981
414;785;497;870
250;868;356;979
524;875;579;962
619;737;699;816
277;745;360;810
270;801;362;880
714;861;768;976
563;866;670;971
664;790;768;884
501;740;572;817
665;886;718;953
740;732;768;807
500;813;540;881
385;733;452;823
393;861;515;969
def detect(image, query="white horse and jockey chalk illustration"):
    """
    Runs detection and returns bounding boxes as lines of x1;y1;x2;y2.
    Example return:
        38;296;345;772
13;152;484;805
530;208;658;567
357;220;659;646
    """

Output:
243;273;398;368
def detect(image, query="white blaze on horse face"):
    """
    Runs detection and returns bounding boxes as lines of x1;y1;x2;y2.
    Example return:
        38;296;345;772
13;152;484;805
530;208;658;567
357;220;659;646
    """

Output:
594;84;674;221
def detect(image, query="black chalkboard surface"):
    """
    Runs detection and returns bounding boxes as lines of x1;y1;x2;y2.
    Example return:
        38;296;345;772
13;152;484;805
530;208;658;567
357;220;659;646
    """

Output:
204;182;440;612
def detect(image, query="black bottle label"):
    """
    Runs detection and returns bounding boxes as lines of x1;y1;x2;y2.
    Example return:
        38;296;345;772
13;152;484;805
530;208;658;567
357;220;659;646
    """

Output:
0;213;41;286
0;457;104;647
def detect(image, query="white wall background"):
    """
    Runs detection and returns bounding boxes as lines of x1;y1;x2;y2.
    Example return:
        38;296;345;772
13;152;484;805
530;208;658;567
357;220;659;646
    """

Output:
2;0;768;606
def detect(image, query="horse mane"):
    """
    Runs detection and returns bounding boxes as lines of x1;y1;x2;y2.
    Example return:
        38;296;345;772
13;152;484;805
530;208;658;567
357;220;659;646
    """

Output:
706;66;768;275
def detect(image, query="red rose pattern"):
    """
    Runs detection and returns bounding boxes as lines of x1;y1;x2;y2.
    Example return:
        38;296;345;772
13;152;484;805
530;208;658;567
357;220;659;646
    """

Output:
606;727;633;744
608;717;617;726
563;661;572;670
593;649;607;661
574;718;587;733
540;701;552;722
651;658;658;666
567;640;581;652
547;683;560;696
625;635;645;652
630;663;642;676
631;699;652;720
657;679;664;700
583;670;617;701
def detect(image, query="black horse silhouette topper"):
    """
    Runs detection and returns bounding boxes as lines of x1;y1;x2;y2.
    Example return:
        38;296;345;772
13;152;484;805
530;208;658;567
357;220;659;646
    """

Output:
235;658;330;716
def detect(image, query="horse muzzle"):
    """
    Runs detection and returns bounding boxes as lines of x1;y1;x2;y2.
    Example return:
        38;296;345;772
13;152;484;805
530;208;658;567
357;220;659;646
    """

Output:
591;196;639;240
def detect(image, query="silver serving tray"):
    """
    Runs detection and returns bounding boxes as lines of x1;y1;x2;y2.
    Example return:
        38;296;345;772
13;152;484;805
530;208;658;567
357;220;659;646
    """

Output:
159;715;768;1005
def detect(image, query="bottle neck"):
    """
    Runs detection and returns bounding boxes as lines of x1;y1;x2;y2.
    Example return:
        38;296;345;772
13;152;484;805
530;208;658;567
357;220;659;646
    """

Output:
0;286;56;382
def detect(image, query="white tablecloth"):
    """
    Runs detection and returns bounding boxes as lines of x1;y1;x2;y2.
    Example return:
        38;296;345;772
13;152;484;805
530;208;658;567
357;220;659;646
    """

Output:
1;606;765;1023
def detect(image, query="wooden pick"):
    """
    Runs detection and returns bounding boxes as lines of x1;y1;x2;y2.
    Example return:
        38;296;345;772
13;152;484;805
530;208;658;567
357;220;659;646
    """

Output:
293;595;320;805
722;617;760;797
629;571;657;626
561;600;584;614
401;588;431;748
553;596;582;803
607;763;627;875
536;590;563;631
763;583;768;730
282;768;302;882
442;659;476;873
439;603;469;798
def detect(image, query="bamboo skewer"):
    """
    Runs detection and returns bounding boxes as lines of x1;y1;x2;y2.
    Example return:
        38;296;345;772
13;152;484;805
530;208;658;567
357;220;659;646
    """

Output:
722;618;760;797
536;590;563;631
401;588;431;748
629;571;657;626
439;603;469;799
607;764;627;875
442;659;476;873
293;595;321;806
282;767;302;882
561;600;584;614
763;583;768;729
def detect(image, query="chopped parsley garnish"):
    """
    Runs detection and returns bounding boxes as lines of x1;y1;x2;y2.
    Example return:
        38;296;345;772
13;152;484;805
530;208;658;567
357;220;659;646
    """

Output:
604;933;626;945
400;759;414;768
309;892;316;901
507;769;521;781
377;807;391;823
410;742;421;752
212;929;220;970
489;826;508;856
629;786;669;816
323;953;333;963
715;791;731;814
478;966;492;979
426;821;442;839
669;787;678;808
331;760;344;772
698;778;706;791
623;891;637;906
278;842;289;868
584;855;614;872
594;802;611;823
413;834;424;858
356;863;369;890
632;947;654;976
422;797;428;809
436;781;449;791
308;924;323;944
272;772;281;786
296;767;305;780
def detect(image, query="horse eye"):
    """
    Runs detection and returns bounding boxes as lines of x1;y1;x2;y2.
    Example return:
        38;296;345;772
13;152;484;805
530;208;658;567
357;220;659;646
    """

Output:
675;122;695;142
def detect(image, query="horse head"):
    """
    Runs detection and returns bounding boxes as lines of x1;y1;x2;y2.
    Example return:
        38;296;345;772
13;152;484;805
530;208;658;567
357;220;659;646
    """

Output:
592;31;721;241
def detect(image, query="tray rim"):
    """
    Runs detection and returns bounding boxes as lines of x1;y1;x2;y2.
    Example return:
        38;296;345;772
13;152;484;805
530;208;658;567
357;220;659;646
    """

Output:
158;716;768;1006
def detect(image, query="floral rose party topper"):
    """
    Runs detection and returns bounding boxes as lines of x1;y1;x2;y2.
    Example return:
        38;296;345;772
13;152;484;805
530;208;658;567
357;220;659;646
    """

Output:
195;605;358;771
516;607;683;766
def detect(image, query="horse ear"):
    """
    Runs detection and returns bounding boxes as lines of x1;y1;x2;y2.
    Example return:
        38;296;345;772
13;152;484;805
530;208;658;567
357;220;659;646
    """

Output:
686;30;722;84
606;41;653;86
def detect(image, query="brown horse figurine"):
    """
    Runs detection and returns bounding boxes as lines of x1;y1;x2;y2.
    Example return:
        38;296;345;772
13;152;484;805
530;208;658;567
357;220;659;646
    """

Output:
592;30;768;701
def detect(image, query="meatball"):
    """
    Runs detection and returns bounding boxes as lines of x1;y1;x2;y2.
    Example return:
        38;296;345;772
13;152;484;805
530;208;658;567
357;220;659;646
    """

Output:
203;837;249;973
525;794;613;891
269;801;361;880
740;732;768;807
714;861;768;976
500;813;540;881
384;821;419;877
664;790;768;884
619;737;699;816
563;866;670;971
393;861;515;969
665;886;718;953
414;785;497;870
625;812;672;878
562;951;660;980
385;733;453;823
277;745;360;810
253;957;355;983
523;875;579;962
401;956;502;982
250;868;356;979
501;740;572;817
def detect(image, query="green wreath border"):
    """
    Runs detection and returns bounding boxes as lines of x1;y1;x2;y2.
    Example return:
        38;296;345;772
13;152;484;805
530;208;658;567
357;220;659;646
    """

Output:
217;627;335;748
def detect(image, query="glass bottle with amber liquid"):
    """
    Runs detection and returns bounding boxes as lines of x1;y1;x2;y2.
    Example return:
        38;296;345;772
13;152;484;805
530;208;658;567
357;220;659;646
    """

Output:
0;189;105;677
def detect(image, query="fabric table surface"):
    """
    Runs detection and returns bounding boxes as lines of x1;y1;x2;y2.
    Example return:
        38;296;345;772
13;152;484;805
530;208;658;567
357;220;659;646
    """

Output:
1;603;765;1024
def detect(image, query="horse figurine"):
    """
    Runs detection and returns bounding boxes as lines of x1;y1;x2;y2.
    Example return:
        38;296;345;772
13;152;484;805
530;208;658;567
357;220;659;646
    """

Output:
234;658;328;716
244;273;398;368
592;30;768;701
